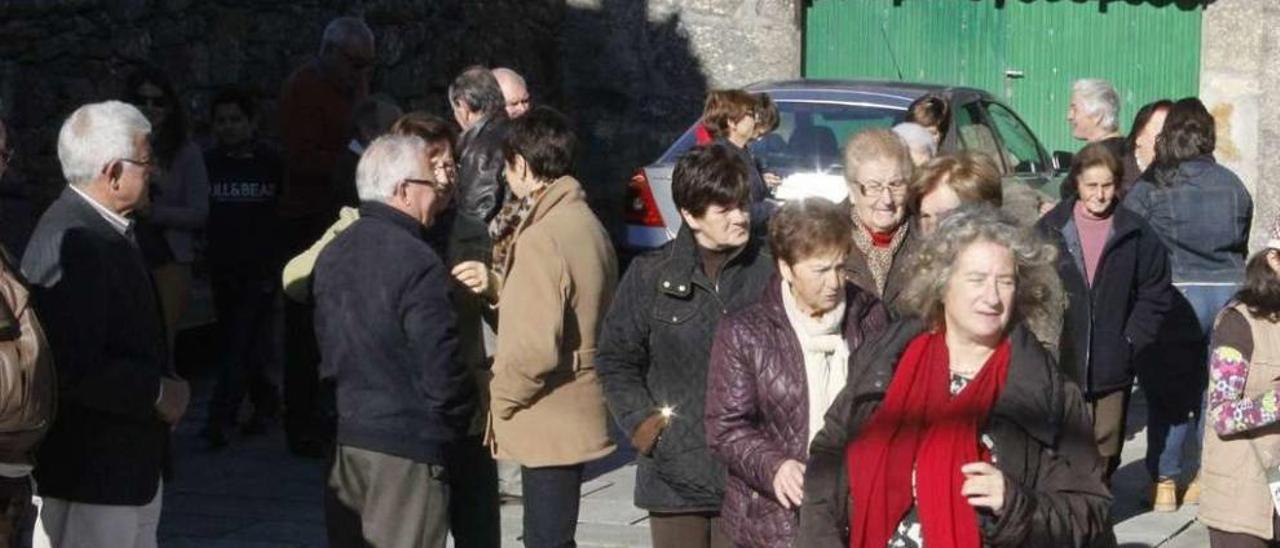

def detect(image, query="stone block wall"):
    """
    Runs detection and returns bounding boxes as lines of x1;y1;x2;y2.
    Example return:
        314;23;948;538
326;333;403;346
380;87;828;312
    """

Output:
0;0;801;238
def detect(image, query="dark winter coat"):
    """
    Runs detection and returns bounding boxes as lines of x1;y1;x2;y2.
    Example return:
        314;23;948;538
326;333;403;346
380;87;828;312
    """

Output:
842;220;922;315
704;278;888;547
596;225;774;512
797;319;1114;548
313;201;477;465
1037;200;1173;396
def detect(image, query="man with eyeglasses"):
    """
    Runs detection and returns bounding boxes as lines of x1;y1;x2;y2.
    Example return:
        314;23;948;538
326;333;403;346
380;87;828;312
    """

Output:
278;15;375;457
23;100;189;547
313;134;475;547
842;128;921;314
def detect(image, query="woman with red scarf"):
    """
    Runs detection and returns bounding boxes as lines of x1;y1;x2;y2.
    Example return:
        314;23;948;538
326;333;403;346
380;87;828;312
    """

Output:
796;204;1113;547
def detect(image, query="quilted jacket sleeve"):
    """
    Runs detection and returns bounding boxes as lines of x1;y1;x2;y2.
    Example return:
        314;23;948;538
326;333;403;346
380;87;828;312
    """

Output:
705;315;789;496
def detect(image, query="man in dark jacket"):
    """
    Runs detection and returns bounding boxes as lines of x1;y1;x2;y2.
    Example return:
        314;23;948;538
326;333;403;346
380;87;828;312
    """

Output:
23;101;189;546
448;65;509;260
1037;143;1173;481
313;134;476;547
597;144;774;548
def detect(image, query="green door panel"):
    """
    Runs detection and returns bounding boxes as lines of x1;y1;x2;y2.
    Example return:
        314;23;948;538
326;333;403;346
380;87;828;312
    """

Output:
805;0;1202;154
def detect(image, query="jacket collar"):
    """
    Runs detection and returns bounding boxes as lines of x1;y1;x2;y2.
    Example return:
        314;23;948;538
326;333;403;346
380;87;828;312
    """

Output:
62;187;133;241
657;224;761;298
499;177;587;275
857;318;1064;447
358;201;427;239
1043;197;1142;244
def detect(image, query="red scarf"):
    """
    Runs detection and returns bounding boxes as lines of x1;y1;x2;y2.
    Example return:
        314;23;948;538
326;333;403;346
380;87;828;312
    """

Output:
845;331;1010;548
862;224;897;248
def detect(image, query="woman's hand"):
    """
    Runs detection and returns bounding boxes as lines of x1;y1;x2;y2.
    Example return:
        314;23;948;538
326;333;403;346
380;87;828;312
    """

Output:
961;462;1006;515
763;172;783;189
451;261;499;302
772;459;806;509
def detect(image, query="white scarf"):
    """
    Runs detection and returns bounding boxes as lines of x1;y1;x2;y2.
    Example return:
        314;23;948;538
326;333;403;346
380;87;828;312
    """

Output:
780;280;850;446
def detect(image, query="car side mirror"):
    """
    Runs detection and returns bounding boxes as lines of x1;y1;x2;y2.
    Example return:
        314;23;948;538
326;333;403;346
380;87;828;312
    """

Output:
1051;150;1073;172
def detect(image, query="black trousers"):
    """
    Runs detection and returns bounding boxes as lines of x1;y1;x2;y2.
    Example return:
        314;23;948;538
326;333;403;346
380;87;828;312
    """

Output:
326;445;450;548
521;464;584;548
445;437;500;548
281;215;330;447
207;273;279;427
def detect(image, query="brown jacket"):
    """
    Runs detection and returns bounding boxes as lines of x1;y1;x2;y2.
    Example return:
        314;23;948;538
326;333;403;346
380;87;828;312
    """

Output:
488;177;618;467
843;220;921;314
1199;303;1280;539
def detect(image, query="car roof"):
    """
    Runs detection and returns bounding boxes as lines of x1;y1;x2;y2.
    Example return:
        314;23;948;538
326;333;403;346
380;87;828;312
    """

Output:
743;78;993;108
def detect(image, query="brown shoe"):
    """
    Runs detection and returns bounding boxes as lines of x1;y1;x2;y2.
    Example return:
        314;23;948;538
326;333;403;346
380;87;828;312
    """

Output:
1182;476;1201;505
1152;478;1178;512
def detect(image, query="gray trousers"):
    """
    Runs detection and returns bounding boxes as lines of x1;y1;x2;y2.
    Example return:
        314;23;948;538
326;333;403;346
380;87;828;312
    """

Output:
326;445;449;548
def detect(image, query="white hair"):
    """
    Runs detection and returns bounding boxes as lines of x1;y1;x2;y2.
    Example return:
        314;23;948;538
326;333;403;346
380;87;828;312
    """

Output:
57;101;151;188
893;122;936;157
355;134;428;203
1071;78;1120;133
492;67;526;89
320;17;373;53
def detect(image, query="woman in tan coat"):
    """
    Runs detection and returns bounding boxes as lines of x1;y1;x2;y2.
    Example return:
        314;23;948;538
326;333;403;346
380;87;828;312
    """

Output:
453;106;617;548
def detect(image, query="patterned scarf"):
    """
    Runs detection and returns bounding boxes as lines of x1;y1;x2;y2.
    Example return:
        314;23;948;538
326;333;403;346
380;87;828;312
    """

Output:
851;223;908;296
488;184;549;278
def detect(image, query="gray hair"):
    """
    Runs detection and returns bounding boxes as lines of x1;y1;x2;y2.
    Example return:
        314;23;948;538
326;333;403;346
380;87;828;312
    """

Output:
492;67;526;89
899;204;1064;336
1071;78;1120;133
355;134;428;203
448;65;504;117
320;17;374;53
57;101;152;187
893;122;937;158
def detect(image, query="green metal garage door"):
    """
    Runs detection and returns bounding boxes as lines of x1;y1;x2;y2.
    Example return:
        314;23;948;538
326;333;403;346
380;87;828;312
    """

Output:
805;0;1202;154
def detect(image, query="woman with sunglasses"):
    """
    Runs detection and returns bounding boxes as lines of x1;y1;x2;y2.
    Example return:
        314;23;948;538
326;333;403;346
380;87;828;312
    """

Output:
124;66;209;351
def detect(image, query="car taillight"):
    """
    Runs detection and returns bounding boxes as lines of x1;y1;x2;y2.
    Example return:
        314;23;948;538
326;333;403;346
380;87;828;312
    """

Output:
625;170;665;227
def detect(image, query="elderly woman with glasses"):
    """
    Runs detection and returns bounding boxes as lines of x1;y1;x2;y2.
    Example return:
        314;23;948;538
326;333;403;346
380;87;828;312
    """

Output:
704;198;889;548
798;205;1111;548
842;128;919;313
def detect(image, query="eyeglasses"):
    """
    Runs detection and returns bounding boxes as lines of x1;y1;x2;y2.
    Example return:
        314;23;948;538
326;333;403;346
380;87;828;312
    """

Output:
855;179;908;198
120;157;154;169
341;49;374;71
403;177;452;194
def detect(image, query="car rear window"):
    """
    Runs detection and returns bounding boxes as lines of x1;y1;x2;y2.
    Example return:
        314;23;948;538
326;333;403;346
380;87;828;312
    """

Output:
657;101;906;176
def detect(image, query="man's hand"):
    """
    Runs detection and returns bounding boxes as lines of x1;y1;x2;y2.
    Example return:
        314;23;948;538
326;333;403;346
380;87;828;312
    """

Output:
155;377;190;427
961;462;1007;515
451;261;499;303
772;459;806;509
763;172;783;189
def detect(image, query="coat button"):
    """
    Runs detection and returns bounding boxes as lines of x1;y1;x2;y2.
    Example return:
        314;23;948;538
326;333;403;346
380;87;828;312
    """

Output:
663;281;671;288
671;316;679;322
751;492;759;499
678;285;686;292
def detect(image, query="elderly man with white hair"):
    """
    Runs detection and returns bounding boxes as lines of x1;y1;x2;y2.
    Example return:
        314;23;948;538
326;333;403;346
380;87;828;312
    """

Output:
278;15;376;457
1066;78;1139;195
22;100;189;548
492;67;531;119
313;134;476;548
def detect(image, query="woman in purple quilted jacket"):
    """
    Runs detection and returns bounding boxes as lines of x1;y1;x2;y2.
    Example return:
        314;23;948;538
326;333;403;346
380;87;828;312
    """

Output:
704;198;889;547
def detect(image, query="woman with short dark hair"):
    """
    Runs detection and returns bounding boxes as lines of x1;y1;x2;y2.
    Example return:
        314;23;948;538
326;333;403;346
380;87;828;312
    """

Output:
597;143;775;548
705;198;888;547
1199;219;1280;547
1037;142;1173;484
454;106;617;548
798;205;1111;547
1124;97;1254;511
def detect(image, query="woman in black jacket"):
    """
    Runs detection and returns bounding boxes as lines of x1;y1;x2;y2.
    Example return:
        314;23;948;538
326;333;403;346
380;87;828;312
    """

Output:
1037;142;1173;482
797;205;1112;548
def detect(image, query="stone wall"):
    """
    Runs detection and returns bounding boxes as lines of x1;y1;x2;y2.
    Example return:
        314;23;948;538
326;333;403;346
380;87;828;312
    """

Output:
1200;0;1280;251
0;0;801;238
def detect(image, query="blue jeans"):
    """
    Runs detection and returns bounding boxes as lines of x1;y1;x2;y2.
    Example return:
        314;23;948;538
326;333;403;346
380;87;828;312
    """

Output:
1144;283;1237;480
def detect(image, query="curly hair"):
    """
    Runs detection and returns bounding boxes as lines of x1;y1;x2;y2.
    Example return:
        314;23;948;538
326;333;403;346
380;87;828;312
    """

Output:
899;204;1065;336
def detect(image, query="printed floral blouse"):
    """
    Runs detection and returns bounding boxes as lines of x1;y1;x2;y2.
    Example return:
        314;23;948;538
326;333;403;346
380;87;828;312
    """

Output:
1207;308;1280;436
